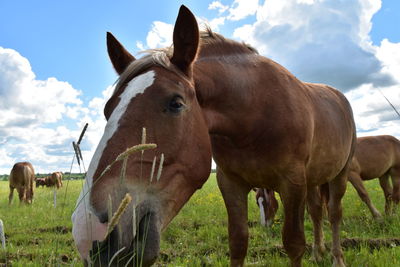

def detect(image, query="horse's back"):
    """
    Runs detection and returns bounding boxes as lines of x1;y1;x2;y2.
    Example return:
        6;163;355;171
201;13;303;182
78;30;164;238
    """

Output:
356;135;400;179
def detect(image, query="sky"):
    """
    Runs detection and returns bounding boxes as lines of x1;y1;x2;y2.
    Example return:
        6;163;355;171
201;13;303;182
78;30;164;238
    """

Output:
0;0;399;174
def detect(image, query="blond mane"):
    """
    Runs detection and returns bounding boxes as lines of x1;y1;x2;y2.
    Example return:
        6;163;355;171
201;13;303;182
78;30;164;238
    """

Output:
114;27;258;95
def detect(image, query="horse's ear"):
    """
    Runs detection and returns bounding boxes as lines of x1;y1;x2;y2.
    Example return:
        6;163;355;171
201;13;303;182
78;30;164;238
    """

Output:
171;5;199;76
107;32;135;75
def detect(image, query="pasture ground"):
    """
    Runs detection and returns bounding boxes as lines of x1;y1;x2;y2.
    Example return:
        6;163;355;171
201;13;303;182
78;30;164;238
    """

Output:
0;174;399;266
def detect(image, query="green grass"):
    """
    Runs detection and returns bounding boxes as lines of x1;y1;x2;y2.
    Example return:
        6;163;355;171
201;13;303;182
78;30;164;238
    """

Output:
1;175;399;266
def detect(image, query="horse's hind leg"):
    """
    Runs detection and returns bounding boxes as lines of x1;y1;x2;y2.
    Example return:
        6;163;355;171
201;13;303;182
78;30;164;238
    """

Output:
348;172;381;218
8;186;14;205
280;178;307;267
216;168;251;267
17;187;27;204
390;167;400;210
379;173;393;215
328;173;347;267
306;185;326;262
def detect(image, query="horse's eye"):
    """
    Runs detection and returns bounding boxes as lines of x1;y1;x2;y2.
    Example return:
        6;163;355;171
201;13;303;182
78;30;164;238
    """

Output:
168;95;185;113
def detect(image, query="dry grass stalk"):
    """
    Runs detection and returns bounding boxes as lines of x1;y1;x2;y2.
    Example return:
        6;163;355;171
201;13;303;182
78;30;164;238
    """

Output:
97;143;157;181
104;193;132;240
141;127;146;144
150;156;157;183
132;203;137;240
108;246;126;267
107;195;113;226
115;144;157;162
156;153;164;182
119;157;128;184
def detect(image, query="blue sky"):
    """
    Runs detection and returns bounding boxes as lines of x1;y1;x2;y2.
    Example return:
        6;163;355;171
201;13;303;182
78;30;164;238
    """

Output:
0;0;399;174
0;1;257;102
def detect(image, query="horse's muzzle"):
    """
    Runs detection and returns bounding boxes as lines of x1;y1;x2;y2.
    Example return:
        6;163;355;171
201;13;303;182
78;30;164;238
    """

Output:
90;211;160;267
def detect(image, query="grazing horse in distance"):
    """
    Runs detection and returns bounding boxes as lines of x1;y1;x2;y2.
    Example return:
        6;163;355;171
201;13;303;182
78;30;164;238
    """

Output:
9;162;35;204
254;188;279;227
51;172;63;189
72;5;356;267
348;135;400;217
36;177;46;188
41;172;63;188
254;183;330;228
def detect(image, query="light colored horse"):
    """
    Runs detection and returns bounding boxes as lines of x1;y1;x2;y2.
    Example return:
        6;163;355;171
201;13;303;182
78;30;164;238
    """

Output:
9;162;35;204
72;6;355;267
51;171;63;189
348;135;400;217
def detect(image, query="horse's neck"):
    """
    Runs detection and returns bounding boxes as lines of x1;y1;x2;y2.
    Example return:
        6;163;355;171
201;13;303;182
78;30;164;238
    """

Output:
194;54;302;138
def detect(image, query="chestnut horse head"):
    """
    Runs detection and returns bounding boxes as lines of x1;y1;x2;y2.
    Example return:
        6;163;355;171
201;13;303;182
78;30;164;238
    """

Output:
72;6;211;266
254;188;279;227
73;5;356;267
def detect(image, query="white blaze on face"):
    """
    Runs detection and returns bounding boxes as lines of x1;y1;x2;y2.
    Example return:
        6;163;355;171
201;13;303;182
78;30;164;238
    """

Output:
258;197;266;226
71;70;155;261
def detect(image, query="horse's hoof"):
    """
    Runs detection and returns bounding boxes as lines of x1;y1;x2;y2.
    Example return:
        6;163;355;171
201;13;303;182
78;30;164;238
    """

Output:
312;244;326;262
332;257;346;267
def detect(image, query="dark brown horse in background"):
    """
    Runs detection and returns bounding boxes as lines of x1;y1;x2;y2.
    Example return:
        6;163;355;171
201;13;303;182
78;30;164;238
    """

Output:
9;162;35;204
349;135;400;217
36;177;46;188
72;6;355;267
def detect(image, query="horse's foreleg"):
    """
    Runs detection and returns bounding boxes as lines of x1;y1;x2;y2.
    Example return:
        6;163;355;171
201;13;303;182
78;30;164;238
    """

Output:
348;173;381;218
306;185;326;262
280;179;306;267
216;168;251;267
8;186;14;205
379;173;393;215
328;174;347;267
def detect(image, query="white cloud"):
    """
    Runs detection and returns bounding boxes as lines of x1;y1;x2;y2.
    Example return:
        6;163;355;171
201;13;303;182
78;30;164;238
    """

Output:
228;0;259;21
0;47;106;174
209;16;226;31
136;41;145;51
346;84;400;138
209;1;229;14
146;21;173;48
228;0;399;136
0;48;82;126
375;39;400;83
232;0;394;91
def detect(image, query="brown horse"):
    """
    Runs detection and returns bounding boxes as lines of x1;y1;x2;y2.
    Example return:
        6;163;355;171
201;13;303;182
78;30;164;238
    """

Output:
36;177;46;188
72;6;356;267
254;188;279;227
51;171;63;188
9;162;35;204
348;135;400;217
39;172;63;188
254;183;330;228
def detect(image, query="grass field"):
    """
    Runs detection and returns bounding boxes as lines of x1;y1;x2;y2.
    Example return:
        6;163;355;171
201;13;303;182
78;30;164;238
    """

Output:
0;174;399;266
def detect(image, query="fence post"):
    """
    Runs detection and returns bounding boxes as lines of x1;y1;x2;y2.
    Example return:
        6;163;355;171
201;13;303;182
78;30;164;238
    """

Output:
0;219;5;249
53;188;57;208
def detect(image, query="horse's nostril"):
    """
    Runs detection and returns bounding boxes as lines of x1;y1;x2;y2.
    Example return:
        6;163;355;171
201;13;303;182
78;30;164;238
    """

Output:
98;212;108;224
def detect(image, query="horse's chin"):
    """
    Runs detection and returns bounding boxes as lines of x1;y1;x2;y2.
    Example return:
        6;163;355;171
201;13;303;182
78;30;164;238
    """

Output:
90;211;160;267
